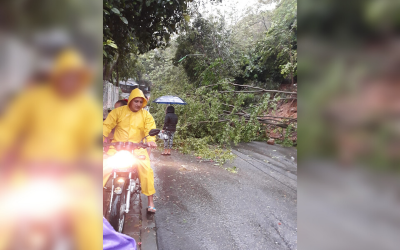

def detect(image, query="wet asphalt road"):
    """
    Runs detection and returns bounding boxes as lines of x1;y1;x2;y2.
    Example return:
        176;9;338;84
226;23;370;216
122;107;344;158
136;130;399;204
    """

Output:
152;141;297;250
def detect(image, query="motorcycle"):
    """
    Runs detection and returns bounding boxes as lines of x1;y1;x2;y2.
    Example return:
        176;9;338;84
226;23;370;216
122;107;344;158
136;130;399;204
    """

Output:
102;129;160;233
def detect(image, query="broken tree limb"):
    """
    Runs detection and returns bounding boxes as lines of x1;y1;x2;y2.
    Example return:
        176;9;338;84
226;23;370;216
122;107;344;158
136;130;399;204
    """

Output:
184;119;230;127
198;83;225;88
198;119;230;124
202;82;297;95
219;90;296;94
262;115;297;120
185;118;289;128
221;103;251;115
222;109;297;121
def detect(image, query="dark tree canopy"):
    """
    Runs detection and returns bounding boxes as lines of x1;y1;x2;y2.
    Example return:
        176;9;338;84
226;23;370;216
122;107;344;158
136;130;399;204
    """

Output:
103;0;191;60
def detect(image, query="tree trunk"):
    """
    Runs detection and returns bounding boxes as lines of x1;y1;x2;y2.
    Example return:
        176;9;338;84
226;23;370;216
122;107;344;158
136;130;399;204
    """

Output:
104;62;113;82
103;59;107;80
104;54;119;83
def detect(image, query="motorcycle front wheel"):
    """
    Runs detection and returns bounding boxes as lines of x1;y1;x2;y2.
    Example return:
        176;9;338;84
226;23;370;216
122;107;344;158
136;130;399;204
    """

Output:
106;182;127;233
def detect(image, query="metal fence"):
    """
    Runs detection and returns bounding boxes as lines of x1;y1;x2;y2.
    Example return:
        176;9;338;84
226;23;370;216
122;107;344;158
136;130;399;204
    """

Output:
103;81;120;119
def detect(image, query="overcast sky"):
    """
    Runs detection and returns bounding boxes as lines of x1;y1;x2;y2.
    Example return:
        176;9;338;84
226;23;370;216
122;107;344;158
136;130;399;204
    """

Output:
196;0;276;26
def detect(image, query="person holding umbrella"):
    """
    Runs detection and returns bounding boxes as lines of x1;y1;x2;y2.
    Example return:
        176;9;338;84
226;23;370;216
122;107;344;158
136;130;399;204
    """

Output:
161;106;178;155
152;95;186;155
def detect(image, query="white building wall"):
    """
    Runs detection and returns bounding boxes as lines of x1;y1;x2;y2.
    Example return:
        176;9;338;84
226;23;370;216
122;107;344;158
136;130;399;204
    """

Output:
103;81;120;119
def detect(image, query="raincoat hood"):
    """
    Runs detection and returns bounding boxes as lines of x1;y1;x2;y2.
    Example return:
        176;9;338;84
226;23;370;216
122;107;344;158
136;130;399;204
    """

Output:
52;49;90;77
128;88;147;109
50;48;92;92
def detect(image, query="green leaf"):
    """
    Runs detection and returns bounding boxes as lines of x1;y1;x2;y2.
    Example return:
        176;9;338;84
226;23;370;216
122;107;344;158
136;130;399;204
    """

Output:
104;40;118;49
103;9;110;15
111;8;120;15
178;55;187;62
103;50;107;56
183;14;190;22
120;16;128;24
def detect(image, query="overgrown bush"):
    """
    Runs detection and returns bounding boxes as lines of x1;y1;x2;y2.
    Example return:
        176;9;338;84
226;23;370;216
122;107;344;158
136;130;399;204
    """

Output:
149;63;285;164
137;1;298;164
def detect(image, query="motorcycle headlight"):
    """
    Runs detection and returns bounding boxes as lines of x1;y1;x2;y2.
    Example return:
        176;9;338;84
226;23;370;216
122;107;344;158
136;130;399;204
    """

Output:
1;179;70;219
104;150;136;170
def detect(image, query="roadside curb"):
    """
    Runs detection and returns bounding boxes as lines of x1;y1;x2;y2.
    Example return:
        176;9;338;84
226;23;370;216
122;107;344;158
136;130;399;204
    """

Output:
139;193;158;250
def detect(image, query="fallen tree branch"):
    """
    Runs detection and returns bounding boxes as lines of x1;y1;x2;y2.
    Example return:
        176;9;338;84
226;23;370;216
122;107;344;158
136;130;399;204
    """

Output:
258;121;288;128
262;115;297;120
184;119;230;127
185;117;292;129
229;82;276;92
202;82;297;95
199;82;225;88
198;119;230;124
221;103;236;108
279;97;297;100
222;109;297;121
221;103;251;115
219;90;297;94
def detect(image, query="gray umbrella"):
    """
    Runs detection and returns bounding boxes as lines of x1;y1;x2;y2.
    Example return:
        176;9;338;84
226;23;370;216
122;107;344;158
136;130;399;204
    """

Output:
152;95;187;105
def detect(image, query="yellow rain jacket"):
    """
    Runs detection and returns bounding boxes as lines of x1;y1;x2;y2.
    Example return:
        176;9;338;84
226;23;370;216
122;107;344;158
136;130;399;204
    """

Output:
0;49;102;163
0;49;102;250
103;88;156;196
0;86;101;163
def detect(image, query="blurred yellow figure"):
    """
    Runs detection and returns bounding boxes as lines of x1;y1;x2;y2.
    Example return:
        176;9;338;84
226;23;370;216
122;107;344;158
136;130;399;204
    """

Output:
0;49;100;163
103;88;158;212
0;49;102;250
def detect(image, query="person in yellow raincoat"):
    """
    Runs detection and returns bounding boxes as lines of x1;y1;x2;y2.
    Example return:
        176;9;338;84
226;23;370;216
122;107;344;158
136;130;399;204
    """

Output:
0;48;102;250
103;88;158;213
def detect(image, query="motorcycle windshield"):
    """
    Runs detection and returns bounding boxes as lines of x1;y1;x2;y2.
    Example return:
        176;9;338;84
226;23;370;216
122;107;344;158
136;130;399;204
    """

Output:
103;217;137;250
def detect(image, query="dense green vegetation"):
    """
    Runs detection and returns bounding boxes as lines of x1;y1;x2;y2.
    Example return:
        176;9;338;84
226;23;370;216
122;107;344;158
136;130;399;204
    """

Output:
299;0;400;169
171;0;297;88
103;0;191;83
103;0;298;163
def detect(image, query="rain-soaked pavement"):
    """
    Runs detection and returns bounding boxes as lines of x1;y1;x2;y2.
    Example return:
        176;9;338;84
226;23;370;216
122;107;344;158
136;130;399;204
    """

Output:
123;141;297;250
